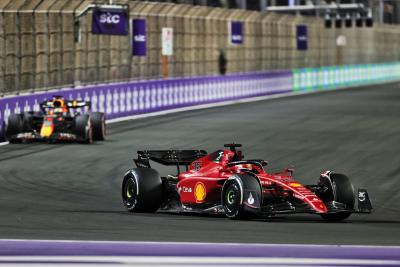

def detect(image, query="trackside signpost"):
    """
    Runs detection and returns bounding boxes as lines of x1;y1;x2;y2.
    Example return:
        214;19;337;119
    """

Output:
92;8;128;35
132;19;147;56
230;21;243;45
162;28;173;56
296;25;308;50
161;28;173;78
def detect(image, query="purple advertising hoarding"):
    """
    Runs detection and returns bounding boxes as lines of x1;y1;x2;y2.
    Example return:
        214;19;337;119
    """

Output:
132;19;147;56
230;21;243;45
92;8;128;35
0;71;293;140
297;24;308;51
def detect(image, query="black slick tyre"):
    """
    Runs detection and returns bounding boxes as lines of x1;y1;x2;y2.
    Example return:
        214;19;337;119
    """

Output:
22;112;34;132
22;111;42;132
122;168;163;213
321;173;355;222
6;114;23;143
74;114;92;144
89;112;106;141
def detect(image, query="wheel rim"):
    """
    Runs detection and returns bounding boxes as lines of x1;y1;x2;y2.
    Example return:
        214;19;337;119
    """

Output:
227;190;235;205
224;184;240;216
123;177;137;208
126;185;134;198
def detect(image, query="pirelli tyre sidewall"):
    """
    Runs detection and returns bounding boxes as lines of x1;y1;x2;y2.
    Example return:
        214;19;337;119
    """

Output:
74;114;92;143
122;168;163;213
320;173;355;222
89;112;106;141
222;174;262;220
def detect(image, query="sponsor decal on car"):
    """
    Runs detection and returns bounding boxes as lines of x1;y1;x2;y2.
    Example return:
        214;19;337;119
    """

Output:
289;182;302;187
194;182;206;202
192;161;202;171
293;193;305;200
359;191;366;202
181;186;192;193
216;151;224;161
261;180;272;185
247;192;255;205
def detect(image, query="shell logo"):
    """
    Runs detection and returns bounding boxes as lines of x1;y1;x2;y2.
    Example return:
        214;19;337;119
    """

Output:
289;182;302;187
194;182;206;202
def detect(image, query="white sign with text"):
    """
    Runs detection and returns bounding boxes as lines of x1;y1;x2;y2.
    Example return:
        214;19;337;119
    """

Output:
162;28;173;56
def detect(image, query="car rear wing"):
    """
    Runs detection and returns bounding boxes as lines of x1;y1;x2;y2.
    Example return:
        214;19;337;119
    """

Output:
134;150;208;173
40;99;91;110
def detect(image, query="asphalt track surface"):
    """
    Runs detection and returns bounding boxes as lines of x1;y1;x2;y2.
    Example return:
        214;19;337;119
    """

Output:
0;82;399;246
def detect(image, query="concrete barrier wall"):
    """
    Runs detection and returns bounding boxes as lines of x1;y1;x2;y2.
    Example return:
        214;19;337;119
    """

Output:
2;61;400;141
1;61;400;141
0;70;292;140
1;1;400;95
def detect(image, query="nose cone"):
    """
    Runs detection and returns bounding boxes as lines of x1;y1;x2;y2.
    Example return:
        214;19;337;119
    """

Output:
40;122;54;137
308;197;328;213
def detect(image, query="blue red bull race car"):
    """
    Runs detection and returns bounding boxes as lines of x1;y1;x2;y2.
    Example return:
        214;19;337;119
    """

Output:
122;144;372;221
5;96;106;143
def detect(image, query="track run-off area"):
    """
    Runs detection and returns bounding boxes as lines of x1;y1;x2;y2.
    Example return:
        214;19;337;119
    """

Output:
0;82;399;248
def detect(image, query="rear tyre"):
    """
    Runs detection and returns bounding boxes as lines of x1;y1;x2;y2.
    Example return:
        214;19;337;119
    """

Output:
22;111;42;132
222;181;246;219
6;114;23;143
122;168;163;213
73;114;92;144
320;173;355;222
89;112;106;141
22;112;33;132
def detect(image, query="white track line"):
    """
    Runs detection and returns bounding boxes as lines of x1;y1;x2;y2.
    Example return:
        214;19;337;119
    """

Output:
2;239;400;249
0;256;399;266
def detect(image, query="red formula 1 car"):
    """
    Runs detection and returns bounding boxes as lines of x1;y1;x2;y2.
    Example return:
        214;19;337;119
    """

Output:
6;96;105;143
122;144;372;221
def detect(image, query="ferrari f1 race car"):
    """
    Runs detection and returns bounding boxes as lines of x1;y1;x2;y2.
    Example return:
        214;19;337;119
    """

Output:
122;144;372;221
5;96;106;143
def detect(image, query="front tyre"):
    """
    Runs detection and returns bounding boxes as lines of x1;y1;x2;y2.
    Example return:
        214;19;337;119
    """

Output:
6;114;23;143
122;168;163;213
320;173;355;222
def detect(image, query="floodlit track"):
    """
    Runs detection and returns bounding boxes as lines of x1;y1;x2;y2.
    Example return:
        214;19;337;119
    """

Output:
0;83;399;245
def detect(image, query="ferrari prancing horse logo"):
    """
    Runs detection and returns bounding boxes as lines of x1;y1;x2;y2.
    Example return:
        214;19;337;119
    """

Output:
194;182;206;202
